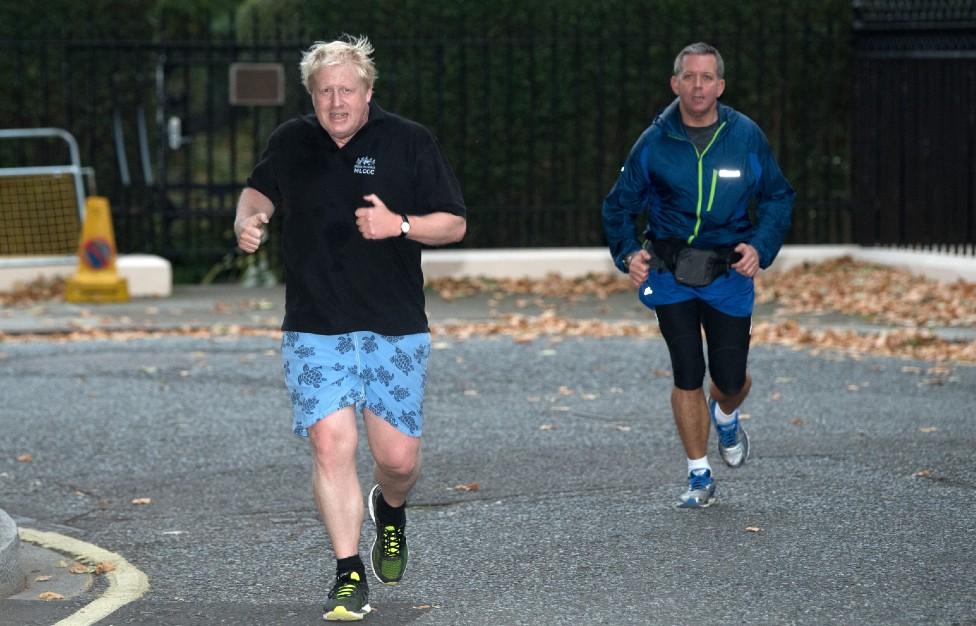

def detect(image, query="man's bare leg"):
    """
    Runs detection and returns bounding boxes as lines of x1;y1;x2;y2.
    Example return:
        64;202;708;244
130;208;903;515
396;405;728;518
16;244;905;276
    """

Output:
363;409;421;506
672;386;710;459
308;406;363;558
710;371;752;414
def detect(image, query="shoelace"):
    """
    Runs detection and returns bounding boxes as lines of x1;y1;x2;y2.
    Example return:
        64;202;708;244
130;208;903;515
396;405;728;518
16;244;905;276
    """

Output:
689;471;711;490
382;525;403;557
330;574;360;599
717;419;738;447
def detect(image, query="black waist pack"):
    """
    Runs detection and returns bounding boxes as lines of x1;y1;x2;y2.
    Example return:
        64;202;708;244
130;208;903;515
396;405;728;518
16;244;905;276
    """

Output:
648;239;742;288
673;247;727;287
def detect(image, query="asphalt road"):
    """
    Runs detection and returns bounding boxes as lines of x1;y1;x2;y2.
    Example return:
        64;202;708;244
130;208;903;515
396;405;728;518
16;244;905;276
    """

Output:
1;312;974;625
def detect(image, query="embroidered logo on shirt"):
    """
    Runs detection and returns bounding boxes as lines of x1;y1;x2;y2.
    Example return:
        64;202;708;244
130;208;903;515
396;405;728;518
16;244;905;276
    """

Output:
354;156;376;175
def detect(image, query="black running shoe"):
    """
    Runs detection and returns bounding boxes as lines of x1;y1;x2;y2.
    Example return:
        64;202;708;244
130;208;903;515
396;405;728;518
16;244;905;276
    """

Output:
323;570;371;621
368;484;408;585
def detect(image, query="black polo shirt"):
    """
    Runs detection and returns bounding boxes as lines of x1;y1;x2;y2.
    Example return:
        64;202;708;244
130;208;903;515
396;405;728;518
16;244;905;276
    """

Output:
246;103;466;336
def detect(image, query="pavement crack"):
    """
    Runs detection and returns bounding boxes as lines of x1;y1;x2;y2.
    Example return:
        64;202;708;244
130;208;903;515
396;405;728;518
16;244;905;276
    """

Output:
61;509;100;525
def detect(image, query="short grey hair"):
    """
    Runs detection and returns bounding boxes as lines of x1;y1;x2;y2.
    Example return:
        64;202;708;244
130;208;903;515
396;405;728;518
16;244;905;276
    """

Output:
673;42;725;79
300;34;378;93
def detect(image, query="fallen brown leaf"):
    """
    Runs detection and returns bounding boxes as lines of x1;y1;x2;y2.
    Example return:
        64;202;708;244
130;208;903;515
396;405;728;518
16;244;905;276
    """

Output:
790;418;805;427
452;482;480;492
16;453;32;463
34;575;52;582
912;469;934;478
68;563;92;574
95;561;115;574
918;426;939;433
745;526;763;533
38;591;64;601
539;424;557;431
131;497;152;505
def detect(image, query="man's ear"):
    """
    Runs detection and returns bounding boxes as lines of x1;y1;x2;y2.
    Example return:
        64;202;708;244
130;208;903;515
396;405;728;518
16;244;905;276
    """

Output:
670;75;680;95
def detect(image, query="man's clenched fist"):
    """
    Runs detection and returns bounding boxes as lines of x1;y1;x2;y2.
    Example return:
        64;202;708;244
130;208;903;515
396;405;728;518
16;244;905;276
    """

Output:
355;194;401;240
236;213;269;253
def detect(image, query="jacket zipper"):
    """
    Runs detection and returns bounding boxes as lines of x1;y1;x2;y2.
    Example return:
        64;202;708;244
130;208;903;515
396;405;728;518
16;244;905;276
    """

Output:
672;121;726;245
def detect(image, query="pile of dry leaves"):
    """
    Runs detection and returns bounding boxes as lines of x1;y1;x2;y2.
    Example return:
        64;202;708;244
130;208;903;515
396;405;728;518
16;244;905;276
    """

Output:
2;257;974;363
755;257;976;328
0;276;65;307
429;272;631;301
426;256;976;363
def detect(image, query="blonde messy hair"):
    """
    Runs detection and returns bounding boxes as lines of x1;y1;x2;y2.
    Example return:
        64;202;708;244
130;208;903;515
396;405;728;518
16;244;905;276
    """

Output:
300;34;378;93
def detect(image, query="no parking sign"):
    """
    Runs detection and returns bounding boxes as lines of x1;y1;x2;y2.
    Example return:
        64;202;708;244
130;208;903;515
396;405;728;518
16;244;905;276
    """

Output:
65;196;129;303
81;237;114;270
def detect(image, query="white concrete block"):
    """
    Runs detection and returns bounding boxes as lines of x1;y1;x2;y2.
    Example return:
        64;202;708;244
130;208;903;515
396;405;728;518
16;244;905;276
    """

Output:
117;254;172;297
0;254;172;297
422;248;617;279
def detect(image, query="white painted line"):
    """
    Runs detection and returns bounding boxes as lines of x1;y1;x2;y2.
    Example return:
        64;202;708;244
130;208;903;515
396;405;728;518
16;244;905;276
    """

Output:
18;527;150;626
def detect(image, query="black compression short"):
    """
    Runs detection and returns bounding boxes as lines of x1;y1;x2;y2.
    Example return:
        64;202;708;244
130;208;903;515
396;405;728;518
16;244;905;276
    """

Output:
654;299;752;393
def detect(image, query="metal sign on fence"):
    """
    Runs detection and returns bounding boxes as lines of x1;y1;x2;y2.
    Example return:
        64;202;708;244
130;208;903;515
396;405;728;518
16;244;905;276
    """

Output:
229;63;286;106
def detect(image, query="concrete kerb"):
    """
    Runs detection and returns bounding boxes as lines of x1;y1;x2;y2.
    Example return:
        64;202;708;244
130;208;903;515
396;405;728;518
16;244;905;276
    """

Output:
0;507;21;598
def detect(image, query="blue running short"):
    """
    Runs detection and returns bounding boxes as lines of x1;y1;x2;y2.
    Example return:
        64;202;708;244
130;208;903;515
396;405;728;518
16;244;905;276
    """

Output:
637;268;755;317
281;330;431;439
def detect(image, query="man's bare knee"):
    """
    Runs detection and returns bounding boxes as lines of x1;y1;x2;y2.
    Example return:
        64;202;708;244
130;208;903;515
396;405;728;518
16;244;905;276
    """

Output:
309;417;357;472
374;445;420;481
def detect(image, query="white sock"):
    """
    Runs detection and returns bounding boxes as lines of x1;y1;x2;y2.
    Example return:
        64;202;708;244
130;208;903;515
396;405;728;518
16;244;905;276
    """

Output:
713;402;738;426
687;456;711;474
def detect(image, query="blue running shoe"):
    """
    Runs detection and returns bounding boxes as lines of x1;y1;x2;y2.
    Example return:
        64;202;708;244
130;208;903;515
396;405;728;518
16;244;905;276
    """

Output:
710;399;750;468
677;468;716;508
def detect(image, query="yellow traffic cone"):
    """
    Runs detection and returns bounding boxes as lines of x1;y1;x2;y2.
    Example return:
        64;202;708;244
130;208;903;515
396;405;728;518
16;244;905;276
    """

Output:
64;196;129;303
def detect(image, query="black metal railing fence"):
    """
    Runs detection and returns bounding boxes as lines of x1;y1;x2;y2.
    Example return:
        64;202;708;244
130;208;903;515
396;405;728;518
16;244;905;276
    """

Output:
853;0;976;255
1;0;856;279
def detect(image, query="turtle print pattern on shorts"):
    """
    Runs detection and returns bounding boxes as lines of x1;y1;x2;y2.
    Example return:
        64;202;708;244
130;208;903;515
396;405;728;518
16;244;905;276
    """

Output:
281;330;431;438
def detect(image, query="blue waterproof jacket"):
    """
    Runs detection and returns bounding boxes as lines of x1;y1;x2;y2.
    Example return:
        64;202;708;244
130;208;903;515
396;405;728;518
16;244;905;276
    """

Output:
603;99;795;272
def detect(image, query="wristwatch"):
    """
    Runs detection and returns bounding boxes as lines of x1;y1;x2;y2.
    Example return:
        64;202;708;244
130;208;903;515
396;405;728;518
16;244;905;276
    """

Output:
399;214;411;238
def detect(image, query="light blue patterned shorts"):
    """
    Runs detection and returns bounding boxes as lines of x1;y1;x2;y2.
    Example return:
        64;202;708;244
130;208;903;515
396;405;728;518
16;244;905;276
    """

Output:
281;330;430;439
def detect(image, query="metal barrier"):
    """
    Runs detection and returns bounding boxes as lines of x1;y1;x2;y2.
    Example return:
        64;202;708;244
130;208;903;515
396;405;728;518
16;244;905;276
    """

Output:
0;128;91;265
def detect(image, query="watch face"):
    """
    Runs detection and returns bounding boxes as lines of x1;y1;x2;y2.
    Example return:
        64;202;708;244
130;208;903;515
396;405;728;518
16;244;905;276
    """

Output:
401;219;411;233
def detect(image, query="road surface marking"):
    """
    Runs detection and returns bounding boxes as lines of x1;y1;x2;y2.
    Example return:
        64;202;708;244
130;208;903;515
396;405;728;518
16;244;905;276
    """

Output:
18;527;149;626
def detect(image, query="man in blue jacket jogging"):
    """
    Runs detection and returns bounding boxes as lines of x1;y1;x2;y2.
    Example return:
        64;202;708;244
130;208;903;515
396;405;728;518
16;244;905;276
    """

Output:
602;42;794;508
